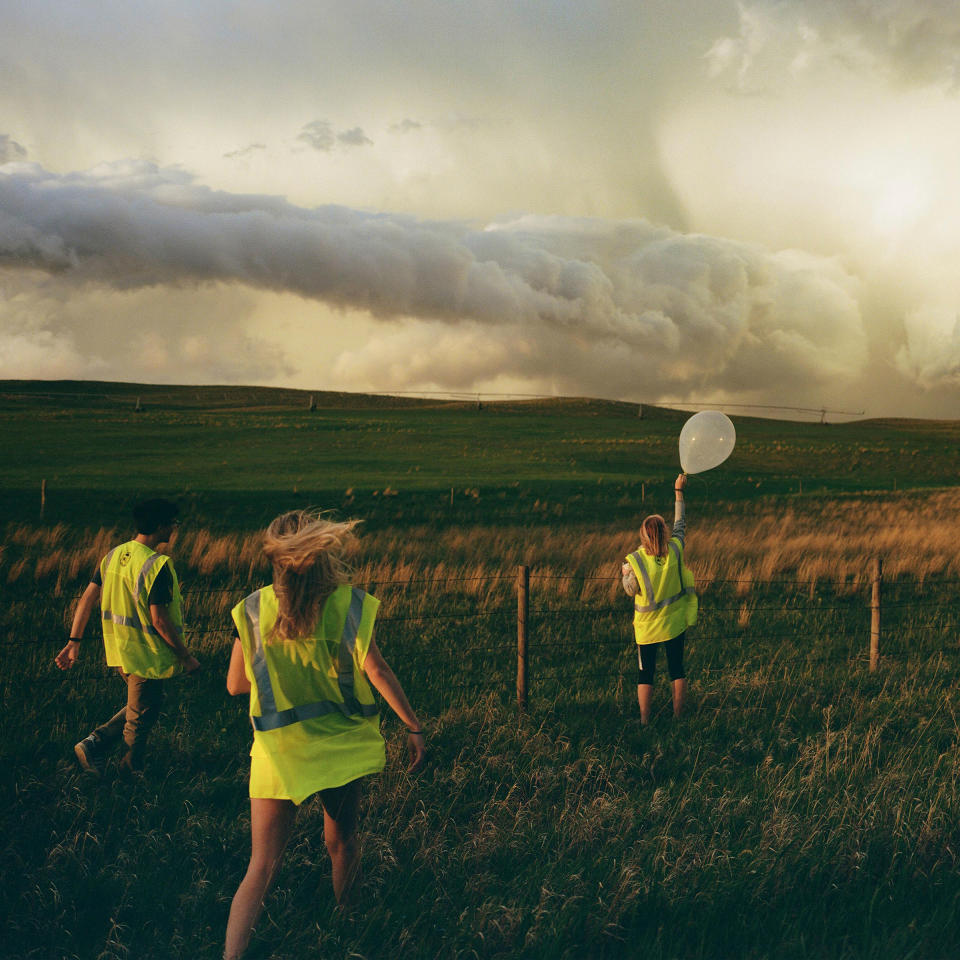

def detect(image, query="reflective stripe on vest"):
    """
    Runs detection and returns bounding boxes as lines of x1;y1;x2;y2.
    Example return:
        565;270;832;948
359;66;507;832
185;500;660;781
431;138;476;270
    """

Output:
101;609;163;636
135;551;167;606
98;547;126;625
245;586;379;732
629;542;696;613
336;588;365;715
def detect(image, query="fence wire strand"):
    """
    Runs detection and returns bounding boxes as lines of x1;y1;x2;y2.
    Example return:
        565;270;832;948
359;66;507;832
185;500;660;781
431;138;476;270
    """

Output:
3;568;958;697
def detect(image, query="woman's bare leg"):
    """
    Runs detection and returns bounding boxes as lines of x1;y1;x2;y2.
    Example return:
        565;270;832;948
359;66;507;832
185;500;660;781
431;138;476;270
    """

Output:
637;684;653;725
224;798;297;960
320;780;361;905
672;678;687;717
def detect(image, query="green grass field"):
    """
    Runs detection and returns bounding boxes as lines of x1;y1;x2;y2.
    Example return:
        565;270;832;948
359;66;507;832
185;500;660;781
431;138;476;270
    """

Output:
2;381;959;959
3;379;959;531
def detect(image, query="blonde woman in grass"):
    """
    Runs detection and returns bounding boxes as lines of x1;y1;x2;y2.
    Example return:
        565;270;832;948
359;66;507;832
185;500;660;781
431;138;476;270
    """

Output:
224;510;425;960
621;474;698;724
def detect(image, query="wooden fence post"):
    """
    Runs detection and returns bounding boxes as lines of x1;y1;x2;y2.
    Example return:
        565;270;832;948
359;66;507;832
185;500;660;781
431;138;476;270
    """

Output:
870;556;882;672
517;564;529;711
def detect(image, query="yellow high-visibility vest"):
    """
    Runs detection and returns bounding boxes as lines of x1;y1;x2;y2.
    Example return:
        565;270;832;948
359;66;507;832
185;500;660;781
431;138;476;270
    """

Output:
231;583;385;801
625;537;697;645
100;540;185;678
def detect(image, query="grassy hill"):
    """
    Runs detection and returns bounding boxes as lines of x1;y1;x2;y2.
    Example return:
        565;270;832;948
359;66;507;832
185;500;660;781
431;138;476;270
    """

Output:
2;380;957;531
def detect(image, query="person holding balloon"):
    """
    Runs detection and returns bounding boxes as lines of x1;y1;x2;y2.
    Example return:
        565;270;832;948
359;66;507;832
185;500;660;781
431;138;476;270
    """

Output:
621;474;697;723
621;411;735;724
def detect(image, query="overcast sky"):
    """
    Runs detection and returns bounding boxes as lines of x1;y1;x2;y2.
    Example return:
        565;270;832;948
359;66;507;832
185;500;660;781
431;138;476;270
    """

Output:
2;0;960;417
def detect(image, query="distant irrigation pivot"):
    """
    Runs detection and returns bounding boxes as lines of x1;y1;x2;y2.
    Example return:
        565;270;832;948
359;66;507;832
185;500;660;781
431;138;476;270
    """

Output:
673;400;866;423
381;390;866;422
381;389;566;403
0;382;865;422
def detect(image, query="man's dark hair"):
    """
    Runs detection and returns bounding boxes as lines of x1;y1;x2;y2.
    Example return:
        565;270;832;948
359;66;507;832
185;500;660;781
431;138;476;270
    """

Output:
132;498;179;535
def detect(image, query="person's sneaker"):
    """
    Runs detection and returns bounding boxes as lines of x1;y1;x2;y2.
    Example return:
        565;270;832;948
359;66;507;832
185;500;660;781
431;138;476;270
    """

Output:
74;735;105;778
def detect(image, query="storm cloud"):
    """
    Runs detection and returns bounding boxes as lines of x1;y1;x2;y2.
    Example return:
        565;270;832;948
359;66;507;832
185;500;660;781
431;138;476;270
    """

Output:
709;0;960;91
297;121;373;152
1;2;958;414
0;135;27;164
0;160;869;399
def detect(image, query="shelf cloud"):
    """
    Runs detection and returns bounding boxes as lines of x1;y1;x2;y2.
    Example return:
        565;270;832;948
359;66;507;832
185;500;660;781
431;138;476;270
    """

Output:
0;159;870;400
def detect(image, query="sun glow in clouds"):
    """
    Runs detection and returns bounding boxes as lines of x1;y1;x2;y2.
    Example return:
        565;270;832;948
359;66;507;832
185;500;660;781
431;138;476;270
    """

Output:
870;175;929;239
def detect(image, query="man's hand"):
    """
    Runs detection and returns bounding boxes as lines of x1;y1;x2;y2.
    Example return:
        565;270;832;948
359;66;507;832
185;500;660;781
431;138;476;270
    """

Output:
150;603;200;675
407;731;427;772
55;640;81;670
181;655;201;675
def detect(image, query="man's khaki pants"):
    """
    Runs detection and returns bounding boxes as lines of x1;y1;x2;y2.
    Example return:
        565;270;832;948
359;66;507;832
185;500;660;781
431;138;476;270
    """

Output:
92;670;164;771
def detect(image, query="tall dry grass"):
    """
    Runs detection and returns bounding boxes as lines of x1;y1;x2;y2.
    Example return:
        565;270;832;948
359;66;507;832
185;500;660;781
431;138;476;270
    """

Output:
4;490;959;606
691;490;960;591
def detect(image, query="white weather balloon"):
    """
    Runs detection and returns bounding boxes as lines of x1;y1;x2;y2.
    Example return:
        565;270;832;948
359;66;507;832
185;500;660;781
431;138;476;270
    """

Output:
678;411;736;474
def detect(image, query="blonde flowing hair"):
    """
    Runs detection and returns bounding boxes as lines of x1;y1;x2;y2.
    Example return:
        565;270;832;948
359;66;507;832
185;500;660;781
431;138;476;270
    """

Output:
262;510;359;642
639;514;669;559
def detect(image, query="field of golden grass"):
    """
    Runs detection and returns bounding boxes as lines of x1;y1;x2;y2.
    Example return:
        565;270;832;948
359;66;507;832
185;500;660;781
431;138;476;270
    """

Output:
5;488;958;604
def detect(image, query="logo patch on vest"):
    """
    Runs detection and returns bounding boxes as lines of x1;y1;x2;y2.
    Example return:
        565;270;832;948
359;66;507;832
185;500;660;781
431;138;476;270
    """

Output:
119;550;131;567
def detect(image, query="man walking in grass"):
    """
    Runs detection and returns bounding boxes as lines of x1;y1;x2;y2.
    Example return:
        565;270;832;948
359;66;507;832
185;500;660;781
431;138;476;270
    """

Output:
55;498;200;777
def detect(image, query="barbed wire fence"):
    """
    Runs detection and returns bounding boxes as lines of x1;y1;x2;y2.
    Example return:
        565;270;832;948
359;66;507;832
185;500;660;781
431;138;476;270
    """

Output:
1;562;958;712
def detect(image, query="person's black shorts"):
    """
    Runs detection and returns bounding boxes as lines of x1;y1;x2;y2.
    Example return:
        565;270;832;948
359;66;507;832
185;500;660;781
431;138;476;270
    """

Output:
636;632;685;685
